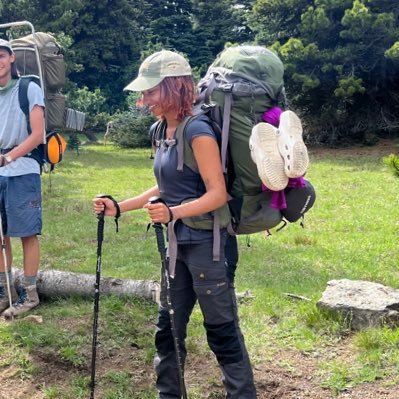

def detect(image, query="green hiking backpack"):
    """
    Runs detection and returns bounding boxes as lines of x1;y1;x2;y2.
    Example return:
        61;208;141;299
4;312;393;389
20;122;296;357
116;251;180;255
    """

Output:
153;45;315;236
198;45;287;234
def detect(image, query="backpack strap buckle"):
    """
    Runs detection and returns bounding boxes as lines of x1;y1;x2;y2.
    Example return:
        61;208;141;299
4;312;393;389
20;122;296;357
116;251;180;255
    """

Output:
218;83;233;92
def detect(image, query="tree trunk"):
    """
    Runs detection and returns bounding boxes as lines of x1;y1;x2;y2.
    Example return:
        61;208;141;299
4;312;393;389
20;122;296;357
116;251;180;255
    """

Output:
13;268;160;304
82;130;98;143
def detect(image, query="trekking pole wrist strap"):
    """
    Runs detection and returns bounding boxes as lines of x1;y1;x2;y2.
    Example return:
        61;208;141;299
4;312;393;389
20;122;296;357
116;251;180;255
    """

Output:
97;194;120;232
166;206;174;224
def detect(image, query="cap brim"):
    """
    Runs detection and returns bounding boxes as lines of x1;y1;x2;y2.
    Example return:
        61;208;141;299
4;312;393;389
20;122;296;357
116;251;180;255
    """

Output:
123;76;163;92
0;46;13;54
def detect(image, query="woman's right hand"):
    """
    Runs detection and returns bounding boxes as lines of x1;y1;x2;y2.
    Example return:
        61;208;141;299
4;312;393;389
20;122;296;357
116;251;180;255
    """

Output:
92;197;117;217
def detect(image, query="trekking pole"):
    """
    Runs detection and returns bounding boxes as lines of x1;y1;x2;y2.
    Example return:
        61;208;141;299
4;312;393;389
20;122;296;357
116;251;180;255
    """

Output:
89;207;105;399
149;196;188;399
0;212;14;320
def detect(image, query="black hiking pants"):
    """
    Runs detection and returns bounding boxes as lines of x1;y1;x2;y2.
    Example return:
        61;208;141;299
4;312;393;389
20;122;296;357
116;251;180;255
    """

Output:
154;235;256;398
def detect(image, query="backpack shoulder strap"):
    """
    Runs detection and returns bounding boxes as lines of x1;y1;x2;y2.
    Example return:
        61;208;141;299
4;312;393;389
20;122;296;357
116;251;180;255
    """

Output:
18;77;41;135
18;77;45;169
150;119;166;147
18;77;32;134
174;108;205;172
175;104;223;173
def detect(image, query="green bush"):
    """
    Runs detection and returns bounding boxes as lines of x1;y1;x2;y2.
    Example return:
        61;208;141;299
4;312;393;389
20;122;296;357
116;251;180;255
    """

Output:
65;85;112;133
108;107;156;148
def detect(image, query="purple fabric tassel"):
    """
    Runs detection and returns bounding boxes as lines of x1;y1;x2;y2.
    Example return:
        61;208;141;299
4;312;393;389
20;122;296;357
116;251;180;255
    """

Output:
262;106;283;127
262;179;306;210
287;176;306;188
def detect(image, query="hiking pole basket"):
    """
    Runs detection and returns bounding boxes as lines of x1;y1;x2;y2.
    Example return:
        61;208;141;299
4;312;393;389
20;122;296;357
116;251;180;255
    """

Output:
150;196;188;399
90;209;105;399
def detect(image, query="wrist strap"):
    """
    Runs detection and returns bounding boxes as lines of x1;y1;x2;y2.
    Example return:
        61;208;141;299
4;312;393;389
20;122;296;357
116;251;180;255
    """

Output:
97;194;121;232
166;206;174;224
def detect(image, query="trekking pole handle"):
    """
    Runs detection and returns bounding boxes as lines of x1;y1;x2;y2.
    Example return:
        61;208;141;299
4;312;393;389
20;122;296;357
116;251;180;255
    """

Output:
95;195;106;243
149;196;167;256
149;195;163;205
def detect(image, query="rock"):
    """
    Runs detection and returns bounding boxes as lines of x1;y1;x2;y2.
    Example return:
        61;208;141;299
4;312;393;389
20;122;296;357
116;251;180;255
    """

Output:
317;279;399;330
21;315;43;324
236;290;255;303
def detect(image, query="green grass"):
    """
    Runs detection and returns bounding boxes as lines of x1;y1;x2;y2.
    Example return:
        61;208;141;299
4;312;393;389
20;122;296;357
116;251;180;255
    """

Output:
2;139;399;397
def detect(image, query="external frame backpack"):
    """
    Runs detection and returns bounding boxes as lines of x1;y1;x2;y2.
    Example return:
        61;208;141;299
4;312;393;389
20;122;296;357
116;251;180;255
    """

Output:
11;32;66;131
18;76;67;171
12;31;67;173
152;45;315;236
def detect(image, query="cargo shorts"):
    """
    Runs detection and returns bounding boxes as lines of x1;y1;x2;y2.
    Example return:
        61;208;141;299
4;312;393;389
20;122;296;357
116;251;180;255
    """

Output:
0;174;42;237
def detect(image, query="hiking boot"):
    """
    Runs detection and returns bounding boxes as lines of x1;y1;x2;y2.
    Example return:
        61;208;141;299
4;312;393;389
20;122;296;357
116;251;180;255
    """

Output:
277;110;309;178
0;283;18;314
249;122;288;191
2;284;40;318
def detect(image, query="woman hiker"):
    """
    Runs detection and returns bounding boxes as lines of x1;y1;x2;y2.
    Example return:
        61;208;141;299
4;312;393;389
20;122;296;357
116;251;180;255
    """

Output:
93;49;256;398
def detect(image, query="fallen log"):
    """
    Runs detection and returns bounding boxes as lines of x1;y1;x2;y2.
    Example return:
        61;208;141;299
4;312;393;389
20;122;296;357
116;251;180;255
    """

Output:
12;268;160;304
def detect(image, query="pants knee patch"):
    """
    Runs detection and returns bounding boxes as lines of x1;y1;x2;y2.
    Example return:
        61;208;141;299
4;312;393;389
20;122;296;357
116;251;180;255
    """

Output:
205;320;243;364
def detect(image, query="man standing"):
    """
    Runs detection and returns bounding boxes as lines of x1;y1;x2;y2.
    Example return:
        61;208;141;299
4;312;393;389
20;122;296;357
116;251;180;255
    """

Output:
0;39;45;317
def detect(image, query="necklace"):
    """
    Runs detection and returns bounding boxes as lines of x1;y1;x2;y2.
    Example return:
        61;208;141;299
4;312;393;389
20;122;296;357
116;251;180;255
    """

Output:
165;126;176;140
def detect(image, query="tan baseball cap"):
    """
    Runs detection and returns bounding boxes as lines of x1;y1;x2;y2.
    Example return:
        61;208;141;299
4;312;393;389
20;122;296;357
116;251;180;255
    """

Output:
0;39;13;54
124;50;191;92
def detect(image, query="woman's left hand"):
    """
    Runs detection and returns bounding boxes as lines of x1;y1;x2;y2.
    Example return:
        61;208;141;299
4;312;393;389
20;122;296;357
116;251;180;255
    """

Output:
144;202;172;224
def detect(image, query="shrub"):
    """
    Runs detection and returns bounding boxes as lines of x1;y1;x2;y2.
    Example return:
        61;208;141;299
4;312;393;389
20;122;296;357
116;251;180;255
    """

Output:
65;85;112;134
107;107;156;148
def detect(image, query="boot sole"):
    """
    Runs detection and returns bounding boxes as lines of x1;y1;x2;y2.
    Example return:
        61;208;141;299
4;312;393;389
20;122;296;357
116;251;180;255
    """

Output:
249;122;288;191
277;110;309;178
2;301;40;318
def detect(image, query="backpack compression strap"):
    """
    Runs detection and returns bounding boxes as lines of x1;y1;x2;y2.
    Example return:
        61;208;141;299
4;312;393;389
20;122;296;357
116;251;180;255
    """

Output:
196;75;232;173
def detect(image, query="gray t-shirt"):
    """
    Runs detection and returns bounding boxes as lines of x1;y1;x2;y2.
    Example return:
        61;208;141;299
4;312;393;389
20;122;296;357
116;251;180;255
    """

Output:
0;79;45;176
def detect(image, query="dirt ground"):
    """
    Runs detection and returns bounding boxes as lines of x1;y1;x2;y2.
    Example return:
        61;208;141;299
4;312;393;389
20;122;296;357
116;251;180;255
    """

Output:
1;139;399;399
1;334;398;399
308;137;399;160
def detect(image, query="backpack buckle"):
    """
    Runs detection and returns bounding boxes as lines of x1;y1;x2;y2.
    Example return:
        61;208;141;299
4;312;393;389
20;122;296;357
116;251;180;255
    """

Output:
201;103;216;111
218;83;233;92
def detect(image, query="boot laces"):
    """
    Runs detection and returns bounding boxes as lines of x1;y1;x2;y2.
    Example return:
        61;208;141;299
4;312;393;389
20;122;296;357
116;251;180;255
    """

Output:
13;286;27;307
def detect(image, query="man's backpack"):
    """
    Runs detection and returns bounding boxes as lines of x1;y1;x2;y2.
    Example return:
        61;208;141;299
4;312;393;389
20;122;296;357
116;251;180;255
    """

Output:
11;32;66;131
18;76;67;171
12;30;67;172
